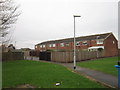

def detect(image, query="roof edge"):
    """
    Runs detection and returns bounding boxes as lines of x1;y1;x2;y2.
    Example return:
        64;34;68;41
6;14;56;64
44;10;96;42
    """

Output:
104;32;112;40
36;32;113;45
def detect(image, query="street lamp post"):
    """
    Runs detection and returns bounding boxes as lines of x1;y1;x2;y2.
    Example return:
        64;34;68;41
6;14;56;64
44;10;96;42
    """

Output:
73;15;81;69
0;20;3;46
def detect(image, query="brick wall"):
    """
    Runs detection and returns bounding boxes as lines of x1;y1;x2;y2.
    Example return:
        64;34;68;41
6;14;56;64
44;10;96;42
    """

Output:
35;33;118;58
36;39;105;51
104;34;118;57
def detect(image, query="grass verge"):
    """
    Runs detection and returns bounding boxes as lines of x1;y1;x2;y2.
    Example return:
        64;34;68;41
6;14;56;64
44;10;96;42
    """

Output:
77;57;118;76
3;60;104;88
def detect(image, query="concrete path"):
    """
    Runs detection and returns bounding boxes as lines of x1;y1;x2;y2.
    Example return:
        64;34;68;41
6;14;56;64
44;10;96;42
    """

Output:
39;60;118;88
60;63;118;88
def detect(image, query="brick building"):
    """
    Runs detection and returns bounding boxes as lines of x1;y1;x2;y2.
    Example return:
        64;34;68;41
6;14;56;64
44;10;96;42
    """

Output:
35;32;118;57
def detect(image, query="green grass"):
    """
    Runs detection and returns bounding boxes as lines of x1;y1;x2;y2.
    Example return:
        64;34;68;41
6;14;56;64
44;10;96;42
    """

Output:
2;60;104;88
77;57;118;76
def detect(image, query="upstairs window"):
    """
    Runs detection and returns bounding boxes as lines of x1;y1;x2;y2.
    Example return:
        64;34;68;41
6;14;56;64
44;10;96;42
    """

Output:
49;44;52;47
35;45;37;48
113;41;115;44
96;36;100;39
82;41;87;45
53;44;56;47
60;43;64;47
66;43;69;47
96;40;103;44
49;44;56;47
43;45;45;48
76;42;80;46
40;45;42;48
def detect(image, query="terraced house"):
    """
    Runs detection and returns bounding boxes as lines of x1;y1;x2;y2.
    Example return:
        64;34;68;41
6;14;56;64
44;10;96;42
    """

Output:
35;32;118;57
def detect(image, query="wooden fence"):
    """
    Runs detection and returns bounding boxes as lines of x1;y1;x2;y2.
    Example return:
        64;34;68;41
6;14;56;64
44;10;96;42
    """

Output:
51;51;104;63
118;49;120;56
2;52;24;61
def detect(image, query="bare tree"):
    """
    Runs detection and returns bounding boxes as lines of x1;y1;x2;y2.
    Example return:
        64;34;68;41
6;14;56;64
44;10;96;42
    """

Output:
0;0;20;45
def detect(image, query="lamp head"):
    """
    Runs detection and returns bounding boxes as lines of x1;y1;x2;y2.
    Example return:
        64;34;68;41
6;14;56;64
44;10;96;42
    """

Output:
73;15;81;17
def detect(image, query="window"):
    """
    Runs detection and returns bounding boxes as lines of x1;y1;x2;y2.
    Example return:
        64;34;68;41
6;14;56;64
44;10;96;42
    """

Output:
35;45;37;48
43;45;45;48
82;41;87;45
113;41;115;44
66;43;69;47
40;45;42;48
49;44;56;47
53;44;56;47
76;42;80;46
88;49;97;51
96;39;103;44
49;44;52;47
96;36;100;39
60;43;64;47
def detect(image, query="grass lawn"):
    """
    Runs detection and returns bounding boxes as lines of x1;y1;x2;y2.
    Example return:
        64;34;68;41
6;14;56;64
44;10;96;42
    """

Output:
77;57;118;76
2;60;104;88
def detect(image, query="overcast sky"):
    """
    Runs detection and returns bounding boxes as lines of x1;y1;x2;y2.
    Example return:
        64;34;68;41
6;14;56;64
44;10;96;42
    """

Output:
12;0;119;49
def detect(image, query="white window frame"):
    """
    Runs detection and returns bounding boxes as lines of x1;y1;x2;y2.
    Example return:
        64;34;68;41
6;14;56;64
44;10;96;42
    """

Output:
82;41;87;45
52;44;56;47
96;39;103;44
76;41;80;46
35;45;37;48
66;43;69;47
60;43;64;47
40;45;42;48
43;45;45;48
49;44;52;47
113;41;115;44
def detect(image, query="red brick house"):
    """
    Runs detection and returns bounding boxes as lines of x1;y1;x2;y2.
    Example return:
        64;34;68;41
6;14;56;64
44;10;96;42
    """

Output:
35;32;118;57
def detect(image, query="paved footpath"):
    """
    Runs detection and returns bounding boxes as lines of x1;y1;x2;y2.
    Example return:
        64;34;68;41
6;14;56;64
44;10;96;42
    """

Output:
60;63;118;88
62;63;118;88
39;60;118;88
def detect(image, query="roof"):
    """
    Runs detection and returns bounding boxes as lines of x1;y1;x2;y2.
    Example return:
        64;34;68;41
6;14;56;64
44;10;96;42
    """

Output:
36;32;112;45
21;48;31;51
88;46;104;49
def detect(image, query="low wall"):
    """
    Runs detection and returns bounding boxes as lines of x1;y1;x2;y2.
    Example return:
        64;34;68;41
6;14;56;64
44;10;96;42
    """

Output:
24;56;39;61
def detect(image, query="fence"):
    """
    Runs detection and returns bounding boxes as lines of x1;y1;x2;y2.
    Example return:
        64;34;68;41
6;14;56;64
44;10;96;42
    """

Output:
118;49;120;56
51;51;104;63
39;52;51;61
22;50;104;63
23;50;39;61
2;52;24;61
